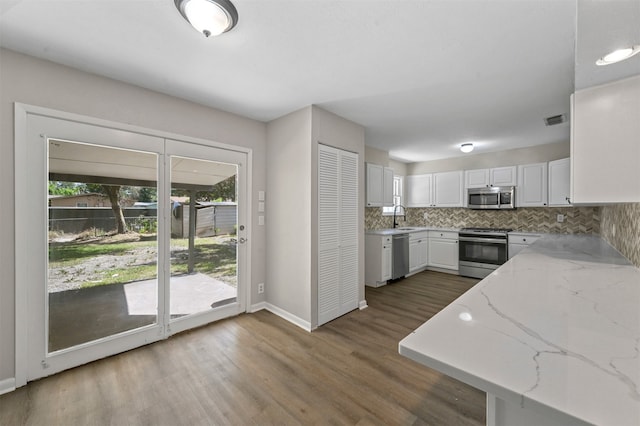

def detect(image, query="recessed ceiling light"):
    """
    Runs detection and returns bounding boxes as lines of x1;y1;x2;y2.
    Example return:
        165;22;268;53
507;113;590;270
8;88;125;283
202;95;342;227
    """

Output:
460;143;474;153
596;45;640;66
175;0;238;38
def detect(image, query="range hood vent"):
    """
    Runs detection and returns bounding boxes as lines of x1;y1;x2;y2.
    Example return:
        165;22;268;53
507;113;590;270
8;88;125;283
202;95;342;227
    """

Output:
544;114;566;126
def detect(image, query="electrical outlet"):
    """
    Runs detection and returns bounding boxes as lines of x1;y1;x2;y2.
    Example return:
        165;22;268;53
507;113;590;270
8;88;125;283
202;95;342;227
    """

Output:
258;282;264;294
557;214;565;223
423;212;428;220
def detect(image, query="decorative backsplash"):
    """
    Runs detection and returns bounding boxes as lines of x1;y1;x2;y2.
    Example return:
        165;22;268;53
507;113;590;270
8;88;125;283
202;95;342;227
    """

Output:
600;203;640;268
366;204;640;268
365;206;601;235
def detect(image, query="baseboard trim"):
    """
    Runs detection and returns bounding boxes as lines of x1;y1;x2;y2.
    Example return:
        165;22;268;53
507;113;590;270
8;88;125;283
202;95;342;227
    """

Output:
264;303;312;332
0;378;16;395
249;301;267;313
359;299;368;310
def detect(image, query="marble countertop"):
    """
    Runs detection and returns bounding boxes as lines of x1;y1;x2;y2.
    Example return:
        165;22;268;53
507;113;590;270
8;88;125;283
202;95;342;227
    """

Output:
399;234;640;426
366;227;460;235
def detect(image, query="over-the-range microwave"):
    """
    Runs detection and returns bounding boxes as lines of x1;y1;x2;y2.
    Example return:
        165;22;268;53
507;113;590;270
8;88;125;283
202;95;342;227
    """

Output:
467;186;516;210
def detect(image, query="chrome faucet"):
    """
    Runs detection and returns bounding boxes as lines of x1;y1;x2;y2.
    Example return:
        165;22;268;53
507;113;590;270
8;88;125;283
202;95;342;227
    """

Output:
393;204;406;228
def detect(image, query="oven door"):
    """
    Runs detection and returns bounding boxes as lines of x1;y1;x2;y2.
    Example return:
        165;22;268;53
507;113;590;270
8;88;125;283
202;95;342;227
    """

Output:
458;236;508;267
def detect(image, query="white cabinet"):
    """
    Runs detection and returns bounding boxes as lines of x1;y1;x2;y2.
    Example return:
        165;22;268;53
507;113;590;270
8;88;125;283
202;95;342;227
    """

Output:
508;233;541;259
366;163;394;207
548;158;571;206
365;234;392;287
406;171;463;208
490;166;517;187
465;166;517;188
571;75;640;204
406;174;433;207
409;231;429;274
428;231;459;271
433;171;464;207
465;169;490;189
517;162;548;207
318;145;359;325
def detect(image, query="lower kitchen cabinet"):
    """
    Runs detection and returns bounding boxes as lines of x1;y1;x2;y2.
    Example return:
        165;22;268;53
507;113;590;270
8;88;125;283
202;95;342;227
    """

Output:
428;231;459;271
508;232;541;259
365;234;392;287
409;231;429;274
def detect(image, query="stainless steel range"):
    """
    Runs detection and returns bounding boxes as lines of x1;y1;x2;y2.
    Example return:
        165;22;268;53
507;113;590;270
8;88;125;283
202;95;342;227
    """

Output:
458;227;512;279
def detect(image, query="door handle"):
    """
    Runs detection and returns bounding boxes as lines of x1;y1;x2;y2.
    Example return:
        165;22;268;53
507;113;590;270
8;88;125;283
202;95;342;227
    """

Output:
239;237;247;244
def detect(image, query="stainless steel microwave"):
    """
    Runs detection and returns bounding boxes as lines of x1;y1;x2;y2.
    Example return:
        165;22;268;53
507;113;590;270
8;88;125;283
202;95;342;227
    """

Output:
467;186;516;209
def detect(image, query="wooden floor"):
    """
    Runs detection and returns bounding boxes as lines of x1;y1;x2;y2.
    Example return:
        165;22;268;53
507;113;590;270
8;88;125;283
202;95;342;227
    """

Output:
0;271;485;425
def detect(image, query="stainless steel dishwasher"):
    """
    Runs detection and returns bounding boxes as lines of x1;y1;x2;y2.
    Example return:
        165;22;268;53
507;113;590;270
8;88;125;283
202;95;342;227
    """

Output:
392;233;410;280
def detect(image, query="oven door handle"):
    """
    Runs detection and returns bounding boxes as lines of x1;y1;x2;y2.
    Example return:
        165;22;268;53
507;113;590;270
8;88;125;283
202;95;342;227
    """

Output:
459;237;507;244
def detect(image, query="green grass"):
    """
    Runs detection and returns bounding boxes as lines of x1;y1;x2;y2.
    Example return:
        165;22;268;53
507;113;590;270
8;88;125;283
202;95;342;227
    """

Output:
49;236;236;288
49;240;157;267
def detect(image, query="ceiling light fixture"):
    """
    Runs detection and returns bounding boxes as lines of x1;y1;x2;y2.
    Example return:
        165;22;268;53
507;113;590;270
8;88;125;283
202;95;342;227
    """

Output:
460;143;474;153
596;45;640;66
175;0;238;38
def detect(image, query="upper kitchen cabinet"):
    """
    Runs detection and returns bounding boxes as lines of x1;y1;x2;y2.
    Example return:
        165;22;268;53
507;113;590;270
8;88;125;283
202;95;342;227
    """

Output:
571;75;640;203
433;170;464;207
366;162;394;207
465;169;490;188
490;166;517;187
517;162;547;207
465;166;517;188
548;158;571;206
406;171;463;208
406;174;433;207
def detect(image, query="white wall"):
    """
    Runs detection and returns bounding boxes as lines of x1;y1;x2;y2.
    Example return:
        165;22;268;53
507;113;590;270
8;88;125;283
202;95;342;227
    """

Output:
0;48;267;382
265;107;313;324
407;141;570;174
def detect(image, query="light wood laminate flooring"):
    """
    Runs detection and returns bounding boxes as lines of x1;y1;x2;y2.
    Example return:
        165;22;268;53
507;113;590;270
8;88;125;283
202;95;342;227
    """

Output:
0;271;485;425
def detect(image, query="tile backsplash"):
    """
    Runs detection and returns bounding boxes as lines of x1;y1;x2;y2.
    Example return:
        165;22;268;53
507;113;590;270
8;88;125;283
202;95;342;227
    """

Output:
600;203;640;268
365;206;600;235
366;204;640;268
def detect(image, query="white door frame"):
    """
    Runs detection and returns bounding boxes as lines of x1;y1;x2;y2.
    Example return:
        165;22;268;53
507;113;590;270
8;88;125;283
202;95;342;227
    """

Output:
14;103;252;387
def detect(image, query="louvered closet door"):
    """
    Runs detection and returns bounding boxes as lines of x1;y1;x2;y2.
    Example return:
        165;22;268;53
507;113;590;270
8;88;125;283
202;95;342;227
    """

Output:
339;151;359;314
318;144;359;326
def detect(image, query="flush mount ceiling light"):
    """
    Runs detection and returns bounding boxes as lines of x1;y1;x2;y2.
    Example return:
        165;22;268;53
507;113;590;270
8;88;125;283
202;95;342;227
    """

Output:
460;143;474;153
596;45;640;66
175;0;238;38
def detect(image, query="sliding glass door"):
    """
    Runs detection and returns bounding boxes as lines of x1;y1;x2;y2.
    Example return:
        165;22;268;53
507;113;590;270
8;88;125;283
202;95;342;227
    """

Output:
18;109;248;383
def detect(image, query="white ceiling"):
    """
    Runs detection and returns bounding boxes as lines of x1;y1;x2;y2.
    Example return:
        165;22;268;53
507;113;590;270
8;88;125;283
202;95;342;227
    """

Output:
0;1;637;163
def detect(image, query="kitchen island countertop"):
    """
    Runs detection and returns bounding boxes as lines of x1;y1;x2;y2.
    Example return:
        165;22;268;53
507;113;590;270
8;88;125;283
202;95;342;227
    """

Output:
399;234;640;426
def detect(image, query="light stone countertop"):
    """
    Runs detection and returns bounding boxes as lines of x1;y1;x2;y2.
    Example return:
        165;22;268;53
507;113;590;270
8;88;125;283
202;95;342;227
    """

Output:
399;234;640;426
366;227;460;236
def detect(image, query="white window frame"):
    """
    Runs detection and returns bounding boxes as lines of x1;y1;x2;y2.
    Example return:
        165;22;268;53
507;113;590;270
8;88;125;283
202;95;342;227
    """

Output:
382;175;403;216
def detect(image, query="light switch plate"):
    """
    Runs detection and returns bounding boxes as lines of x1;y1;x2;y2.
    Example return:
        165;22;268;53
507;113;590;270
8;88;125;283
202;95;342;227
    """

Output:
258;190;265;201
258;215;265;226
258;202;265;212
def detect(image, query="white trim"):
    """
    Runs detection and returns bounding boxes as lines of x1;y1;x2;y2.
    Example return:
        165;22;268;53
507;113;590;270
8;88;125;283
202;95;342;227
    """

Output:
14;103;29;388
264;303;312;332
249;301;267;313
359;300;368;310
0;378;16;395
14;103;252;156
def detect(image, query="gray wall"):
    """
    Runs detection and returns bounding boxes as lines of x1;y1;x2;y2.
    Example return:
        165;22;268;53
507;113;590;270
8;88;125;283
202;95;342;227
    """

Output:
265;105;365;328
407;141;570;175
0;48;267;382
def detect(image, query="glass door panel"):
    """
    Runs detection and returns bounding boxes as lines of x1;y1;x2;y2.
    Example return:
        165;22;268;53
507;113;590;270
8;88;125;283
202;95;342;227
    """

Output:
169;156;238;319
48;140;159;352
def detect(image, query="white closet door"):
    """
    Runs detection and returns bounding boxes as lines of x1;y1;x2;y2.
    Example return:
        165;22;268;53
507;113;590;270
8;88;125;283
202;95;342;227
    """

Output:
318;145;340;325
339;150;359;315
318;144;359;326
